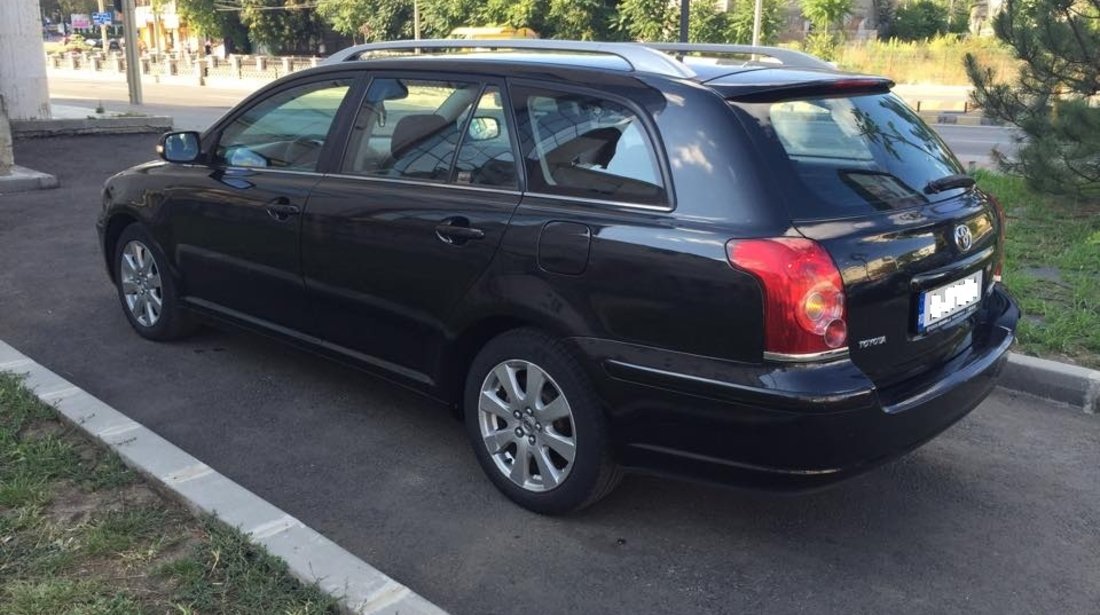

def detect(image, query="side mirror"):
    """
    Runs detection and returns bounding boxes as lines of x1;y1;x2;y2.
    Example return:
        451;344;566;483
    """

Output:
467;116;501;142
157;131;201;163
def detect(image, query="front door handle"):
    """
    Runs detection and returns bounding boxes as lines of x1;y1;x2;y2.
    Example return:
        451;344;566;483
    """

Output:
435;217;485;245
266;200;300;222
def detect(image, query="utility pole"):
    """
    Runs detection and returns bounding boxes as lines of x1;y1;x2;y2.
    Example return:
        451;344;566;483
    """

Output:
1;96;13;176
679;0;689;43
122;0;142;104
414;0;420;40
752;0;764;46
0;0;51;120
97;0;109;52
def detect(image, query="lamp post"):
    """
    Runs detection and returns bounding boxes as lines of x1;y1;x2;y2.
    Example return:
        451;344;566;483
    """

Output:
752;0;764;45
122;0;142;104
679;0;689;42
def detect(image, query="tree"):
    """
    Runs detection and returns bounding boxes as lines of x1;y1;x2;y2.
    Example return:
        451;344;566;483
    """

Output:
689;0;729;43
966;0;1100;196
802;0;853;59
544;0;619;40
176;0;250;50
316;0;412;41
892;0;949;41
420;0;490;38
614;0;678;41
239;0;325;54
802;0;853;34
726;0;785;44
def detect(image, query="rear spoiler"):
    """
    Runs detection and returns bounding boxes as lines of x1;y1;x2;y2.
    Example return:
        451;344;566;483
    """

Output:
719;77;895;103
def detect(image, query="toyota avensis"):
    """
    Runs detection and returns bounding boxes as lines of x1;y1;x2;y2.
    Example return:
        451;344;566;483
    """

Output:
97;40;1019;514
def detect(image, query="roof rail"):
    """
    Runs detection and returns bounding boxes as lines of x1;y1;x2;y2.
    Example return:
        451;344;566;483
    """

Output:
322;39;698;79
643;43;835;71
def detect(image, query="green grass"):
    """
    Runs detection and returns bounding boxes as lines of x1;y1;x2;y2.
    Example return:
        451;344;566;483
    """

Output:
4;580;143;615
0;372;341;614
162;521;338;614
975;172;1100;367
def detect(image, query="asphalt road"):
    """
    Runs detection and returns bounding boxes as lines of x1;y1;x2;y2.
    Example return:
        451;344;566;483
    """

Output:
48;74;1021;162
3;135;1097;615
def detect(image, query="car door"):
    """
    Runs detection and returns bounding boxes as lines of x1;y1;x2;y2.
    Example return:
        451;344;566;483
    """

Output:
302;74;522;382
166;74;359;331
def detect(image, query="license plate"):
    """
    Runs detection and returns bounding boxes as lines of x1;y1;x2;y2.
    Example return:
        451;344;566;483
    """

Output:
917;271;983;332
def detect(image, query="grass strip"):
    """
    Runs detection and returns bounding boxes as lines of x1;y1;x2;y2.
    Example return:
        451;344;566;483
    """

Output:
976;171;1100;368
0;371;340;614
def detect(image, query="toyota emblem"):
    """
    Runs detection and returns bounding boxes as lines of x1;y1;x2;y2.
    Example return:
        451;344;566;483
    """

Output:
954;224;973;252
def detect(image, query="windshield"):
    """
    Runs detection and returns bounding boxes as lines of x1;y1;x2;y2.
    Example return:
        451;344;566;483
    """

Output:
731;92;966;219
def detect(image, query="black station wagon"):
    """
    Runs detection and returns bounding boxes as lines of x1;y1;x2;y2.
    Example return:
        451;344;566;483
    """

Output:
97;40;1019;514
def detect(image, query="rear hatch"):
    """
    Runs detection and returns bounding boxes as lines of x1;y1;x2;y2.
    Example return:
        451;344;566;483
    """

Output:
722;75;1002;388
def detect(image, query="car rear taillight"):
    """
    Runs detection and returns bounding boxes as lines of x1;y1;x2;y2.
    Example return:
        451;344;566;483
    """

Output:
988;194;1007;283
727;237;848;359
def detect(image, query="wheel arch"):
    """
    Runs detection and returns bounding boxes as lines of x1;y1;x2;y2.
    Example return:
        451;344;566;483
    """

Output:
103;212;140;283
438;311;580;415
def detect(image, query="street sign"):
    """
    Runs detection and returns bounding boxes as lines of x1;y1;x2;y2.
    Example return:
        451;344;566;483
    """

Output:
92;12;113;26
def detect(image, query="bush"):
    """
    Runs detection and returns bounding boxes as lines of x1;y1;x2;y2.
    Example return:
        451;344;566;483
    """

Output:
892;0;948;41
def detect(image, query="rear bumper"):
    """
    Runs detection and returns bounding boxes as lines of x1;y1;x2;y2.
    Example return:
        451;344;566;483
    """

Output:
575;285;1019;490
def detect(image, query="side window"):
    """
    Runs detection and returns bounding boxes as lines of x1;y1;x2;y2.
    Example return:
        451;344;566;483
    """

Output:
216;78;352;171
342;78;480;182
452;87;517;188
513;86;666;205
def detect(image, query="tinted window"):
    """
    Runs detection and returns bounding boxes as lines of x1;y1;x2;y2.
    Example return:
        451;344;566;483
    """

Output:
513;86;666;205
732;93;966;218
342;78;480;182
216;78;352;171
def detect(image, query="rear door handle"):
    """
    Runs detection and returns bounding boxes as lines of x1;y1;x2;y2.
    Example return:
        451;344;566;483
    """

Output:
435;218;485;244
266;201;301;222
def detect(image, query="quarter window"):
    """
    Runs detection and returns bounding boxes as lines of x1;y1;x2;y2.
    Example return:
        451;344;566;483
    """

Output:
216;78;352;171
513;87;666;205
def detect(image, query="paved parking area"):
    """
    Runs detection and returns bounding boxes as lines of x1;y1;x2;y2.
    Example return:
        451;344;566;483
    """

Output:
3;135;1098;615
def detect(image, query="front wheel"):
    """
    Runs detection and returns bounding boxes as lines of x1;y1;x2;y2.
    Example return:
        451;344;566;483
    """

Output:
113;224;196;341
464;329;621;514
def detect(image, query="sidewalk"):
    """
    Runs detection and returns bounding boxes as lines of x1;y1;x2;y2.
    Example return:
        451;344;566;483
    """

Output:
49;71;240;132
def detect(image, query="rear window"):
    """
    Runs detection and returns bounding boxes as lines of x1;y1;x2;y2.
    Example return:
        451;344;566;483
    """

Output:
731;93;966;219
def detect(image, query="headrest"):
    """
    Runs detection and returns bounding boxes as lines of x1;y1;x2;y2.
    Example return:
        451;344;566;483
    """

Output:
391;114;449;159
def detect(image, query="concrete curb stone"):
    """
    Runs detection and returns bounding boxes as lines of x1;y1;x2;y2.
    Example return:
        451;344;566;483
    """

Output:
0;340;448;615
0;165;59;193
12;116;174;138
1002;352;1099;414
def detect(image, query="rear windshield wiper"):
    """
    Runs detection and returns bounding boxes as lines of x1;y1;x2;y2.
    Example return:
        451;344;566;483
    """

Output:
924;173;975;194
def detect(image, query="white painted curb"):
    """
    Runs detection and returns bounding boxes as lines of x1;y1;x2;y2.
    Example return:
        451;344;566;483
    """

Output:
0;340;447;615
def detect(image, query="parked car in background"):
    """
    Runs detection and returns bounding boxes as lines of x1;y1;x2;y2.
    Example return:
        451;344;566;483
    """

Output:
448;26;539;39
97;40;1018;514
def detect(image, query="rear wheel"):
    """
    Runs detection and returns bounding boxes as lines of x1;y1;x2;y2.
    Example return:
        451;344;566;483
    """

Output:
465;329;621;514
113;224;196;341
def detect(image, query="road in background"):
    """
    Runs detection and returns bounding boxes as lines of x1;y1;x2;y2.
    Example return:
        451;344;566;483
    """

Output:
48;74;1021;163
2;134;1097;615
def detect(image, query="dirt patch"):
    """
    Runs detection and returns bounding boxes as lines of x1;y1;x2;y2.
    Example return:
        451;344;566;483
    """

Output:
43;482;161;526
20;419;65;440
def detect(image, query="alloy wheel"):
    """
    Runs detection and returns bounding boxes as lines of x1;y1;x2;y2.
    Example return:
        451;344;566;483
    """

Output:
119;240;163;327
478;359;577;492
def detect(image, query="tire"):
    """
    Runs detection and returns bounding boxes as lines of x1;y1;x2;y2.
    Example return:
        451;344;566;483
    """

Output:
113;224;197;341
464;328;622;514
